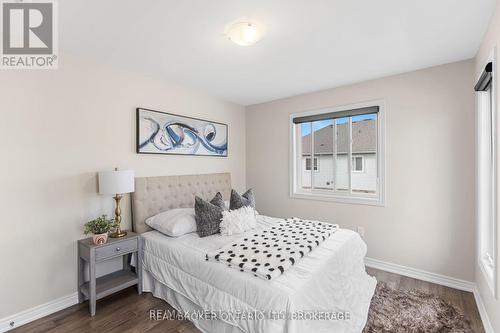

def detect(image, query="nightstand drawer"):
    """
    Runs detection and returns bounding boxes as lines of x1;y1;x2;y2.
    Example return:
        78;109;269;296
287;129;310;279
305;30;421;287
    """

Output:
95;238;138;261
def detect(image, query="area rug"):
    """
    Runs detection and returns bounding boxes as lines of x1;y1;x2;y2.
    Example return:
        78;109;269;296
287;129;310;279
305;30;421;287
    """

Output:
363;282;473;333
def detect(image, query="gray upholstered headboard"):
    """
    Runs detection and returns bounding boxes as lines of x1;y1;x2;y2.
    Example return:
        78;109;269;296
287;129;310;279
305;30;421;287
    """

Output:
131;173;231;233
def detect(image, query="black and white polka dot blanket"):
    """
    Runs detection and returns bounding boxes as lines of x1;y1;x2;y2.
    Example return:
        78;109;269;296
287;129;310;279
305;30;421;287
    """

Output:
206;217;339;280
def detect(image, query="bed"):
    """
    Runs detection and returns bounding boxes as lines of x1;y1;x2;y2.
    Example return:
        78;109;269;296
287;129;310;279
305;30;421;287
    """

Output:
132;173;376;333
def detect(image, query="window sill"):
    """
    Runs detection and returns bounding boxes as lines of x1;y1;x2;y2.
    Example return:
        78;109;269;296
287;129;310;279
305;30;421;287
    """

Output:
290;190;385;207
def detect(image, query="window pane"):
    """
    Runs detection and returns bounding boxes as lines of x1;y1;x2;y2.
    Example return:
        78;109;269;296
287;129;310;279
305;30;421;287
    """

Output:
299;122;312;189
478;88;494;267
313;120;334;190
352;156;363;171
351;114;377;194
335;117;349;191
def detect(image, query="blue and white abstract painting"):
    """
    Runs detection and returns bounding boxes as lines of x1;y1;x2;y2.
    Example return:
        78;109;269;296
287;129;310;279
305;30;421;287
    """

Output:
137;108;228;156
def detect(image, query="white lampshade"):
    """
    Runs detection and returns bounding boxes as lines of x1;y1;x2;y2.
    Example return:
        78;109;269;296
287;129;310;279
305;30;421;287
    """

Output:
98;169;135;195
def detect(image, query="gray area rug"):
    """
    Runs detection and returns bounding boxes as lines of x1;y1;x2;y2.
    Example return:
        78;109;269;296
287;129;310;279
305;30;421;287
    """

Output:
363;282;473;333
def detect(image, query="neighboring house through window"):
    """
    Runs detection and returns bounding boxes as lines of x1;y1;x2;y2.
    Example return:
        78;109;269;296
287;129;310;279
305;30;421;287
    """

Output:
305;157;319;171
290;101;385;205
352;156;364;172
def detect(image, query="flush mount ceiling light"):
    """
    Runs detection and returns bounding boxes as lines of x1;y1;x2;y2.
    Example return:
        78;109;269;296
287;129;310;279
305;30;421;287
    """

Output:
225;21;263;46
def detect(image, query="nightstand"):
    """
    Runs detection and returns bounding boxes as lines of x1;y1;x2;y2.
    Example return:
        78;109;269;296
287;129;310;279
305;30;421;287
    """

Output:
77;232;142;316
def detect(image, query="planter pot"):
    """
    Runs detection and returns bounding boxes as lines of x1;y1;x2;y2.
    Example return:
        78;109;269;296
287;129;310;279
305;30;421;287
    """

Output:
92;233;108;245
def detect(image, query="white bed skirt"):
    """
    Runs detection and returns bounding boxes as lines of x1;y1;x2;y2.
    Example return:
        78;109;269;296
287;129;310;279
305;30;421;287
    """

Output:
143;269;244;333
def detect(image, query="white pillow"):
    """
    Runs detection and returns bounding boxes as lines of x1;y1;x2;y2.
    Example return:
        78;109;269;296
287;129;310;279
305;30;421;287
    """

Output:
219;206;257;236
145;208;196;237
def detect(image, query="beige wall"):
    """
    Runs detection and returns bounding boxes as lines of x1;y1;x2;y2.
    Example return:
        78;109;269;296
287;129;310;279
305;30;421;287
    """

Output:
475;1;500;331
247;60;475;282
0;53;246;318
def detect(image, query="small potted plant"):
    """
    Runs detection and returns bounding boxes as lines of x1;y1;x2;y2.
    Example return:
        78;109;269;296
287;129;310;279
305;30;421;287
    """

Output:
84;215;116;245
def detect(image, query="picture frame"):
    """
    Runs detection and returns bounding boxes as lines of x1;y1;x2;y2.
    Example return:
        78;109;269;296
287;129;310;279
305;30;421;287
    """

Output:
136;107;228;157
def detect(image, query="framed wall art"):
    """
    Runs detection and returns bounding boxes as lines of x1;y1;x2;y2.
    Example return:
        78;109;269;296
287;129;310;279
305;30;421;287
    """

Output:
136;108;228;157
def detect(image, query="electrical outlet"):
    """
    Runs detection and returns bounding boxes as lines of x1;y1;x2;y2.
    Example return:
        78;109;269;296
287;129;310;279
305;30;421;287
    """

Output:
357;226;365;238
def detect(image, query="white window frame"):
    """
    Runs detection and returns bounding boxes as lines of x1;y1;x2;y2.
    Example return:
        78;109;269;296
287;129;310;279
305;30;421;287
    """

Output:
351;156;364;173
290;100;385;206
476;47;498;298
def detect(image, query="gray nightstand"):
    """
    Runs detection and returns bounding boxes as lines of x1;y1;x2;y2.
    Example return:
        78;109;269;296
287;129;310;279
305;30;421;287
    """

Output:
77;232;142;316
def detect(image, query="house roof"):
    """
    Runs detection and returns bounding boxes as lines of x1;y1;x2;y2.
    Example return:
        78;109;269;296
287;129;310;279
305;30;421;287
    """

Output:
302;119;376;155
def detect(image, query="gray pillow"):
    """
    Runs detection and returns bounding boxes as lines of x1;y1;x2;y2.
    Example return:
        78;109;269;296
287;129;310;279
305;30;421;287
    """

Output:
210;191;226;209
229;189;255;210
195;192;226;237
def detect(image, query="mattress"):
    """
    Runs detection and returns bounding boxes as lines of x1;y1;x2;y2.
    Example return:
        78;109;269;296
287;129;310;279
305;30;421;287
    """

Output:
140;215;376;333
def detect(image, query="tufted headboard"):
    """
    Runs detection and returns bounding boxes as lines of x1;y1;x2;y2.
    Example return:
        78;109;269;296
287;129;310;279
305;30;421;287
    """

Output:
131;173;231;233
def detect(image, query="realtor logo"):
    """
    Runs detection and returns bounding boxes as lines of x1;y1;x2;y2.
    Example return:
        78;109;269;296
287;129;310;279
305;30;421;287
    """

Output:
1;0;58;69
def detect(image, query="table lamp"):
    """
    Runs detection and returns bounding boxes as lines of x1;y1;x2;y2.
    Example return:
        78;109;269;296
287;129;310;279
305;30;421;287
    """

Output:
98;168;135;238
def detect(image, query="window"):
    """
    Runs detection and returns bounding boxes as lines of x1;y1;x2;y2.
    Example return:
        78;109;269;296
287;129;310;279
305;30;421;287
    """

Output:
305;157;319;171
352;156;364;172
476;54;497;297
290;102;385;205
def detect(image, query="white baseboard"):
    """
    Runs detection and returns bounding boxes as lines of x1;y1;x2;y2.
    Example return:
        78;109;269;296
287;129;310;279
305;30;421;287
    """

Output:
0;292;79;333
365;257;475;292
473;286;495;333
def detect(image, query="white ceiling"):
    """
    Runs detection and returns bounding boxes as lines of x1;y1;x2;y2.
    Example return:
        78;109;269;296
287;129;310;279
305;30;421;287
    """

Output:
60;0;495;106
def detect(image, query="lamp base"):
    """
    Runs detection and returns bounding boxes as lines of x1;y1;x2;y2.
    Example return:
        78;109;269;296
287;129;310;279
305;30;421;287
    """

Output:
110;230;127;238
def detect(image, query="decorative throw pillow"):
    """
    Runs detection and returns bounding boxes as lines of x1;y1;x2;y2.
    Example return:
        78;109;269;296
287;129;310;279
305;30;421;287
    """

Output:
229;189;256;210
219;206;257;236
210;191;226;209
195;192;226;237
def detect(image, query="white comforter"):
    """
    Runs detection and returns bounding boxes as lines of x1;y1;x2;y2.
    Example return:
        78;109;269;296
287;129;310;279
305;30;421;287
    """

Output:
141;215;376;333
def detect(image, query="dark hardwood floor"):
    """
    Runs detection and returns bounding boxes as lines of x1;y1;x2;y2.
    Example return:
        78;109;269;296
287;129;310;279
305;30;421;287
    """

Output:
10;268;484;333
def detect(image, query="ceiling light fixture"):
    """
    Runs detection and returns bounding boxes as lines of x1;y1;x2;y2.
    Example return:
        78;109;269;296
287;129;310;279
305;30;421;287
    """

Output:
225;21;263;46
